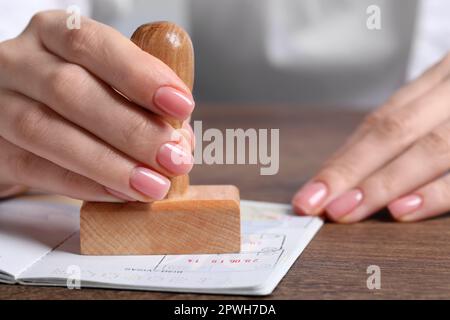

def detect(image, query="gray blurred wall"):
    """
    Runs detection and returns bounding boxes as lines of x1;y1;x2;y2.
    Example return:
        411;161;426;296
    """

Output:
191;0;418;108
94;0;421;109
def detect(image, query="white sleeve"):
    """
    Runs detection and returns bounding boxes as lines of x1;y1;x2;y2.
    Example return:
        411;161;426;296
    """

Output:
0;0;91;42
408;0;450;80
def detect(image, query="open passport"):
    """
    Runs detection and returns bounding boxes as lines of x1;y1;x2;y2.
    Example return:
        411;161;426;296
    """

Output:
0;194;323;296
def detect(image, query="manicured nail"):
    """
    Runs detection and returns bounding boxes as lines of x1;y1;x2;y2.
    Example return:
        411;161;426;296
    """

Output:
105;187;137;202
326;189;363;220
157;142;194;175
292;182;328;214
154;86;195;120
130;167;170;200
388;194;423;219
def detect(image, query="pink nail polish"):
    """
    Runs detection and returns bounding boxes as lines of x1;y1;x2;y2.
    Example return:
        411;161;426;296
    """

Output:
154;86;195;120
292;182;328;214
105;187;136;202
157;142;194;175
326;189;363;220
388;194;423;218
130;167;170;200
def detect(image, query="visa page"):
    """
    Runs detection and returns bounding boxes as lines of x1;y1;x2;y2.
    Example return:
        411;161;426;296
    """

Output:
16;200;323;295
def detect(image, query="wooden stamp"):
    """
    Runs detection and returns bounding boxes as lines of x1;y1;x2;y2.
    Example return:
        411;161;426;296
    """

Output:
80;22;241;255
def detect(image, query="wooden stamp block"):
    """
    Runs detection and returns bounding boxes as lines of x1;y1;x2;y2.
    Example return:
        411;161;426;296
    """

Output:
80;186;240;255
80;22;241;255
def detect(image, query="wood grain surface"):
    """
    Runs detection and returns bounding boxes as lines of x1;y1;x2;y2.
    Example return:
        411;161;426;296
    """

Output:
2;104;450;299
80;185;241;255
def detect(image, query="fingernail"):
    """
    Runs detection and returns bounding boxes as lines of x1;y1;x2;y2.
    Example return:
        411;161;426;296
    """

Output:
105;187;137;202
326;189;363;220
388;194;423;219
154;86;195;120
292;182;328;214
130;167;170;200
157;142;194;175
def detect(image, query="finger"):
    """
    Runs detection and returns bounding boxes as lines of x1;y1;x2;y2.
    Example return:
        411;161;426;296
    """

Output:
0;185;28;198
368;53;450;119
388;174;450;222
25;10;194;120
0;89;170;202
322;53;450;173
0;137;124;202
2;48;193;177
292;78;450;216
338;53;450;149
325;120;450;223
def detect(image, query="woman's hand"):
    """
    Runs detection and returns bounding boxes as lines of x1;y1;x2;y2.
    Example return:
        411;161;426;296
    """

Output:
292;53;450;223
0;11;195;202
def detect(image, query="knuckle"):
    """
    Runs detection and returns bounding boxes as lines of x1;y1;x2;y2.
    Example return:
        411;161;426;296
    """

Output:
0;38;17;72
374;116;407;139
12;104;50;143
365;173;396;200
66;22;98;59
29;11;49;29
377;174;397;196
120;116;154;147
59;168;82;189
120;113;172;153
419;130;450;156
89;147;120;172
8;152;36;183
320;161;357;184
362;112;384;129
48;64;88;102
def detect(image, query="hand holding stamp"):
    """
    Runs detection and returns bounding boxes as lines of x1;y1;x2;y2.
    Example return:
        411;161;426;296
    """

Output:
80;22;241;255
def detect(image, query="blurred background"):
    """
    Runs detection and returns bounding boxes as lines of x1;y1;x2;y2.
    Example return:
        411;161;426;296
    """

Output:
1;0;449;109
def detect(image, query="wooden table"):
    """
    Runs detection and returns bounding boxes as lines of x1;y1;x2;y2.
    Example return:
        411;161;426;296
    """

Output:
2;104;450;299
